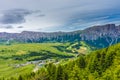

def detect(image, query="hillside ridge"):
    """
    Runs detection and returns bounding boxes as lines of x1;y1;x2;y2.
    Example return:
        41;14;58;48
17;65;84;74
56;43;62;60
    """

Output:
0;24;120;48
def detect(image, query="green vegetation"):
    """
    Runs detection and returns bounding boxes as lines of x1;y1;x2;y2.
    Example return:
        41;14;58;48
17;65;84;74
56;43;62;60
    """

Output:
3;43;120;80
0;42;91;79
0;43;74;61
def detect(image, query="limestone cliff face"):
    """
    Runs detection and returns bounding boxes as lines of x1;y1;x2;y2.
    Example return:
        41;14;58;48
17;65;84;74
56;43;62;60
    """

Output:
0;24;120;48
80;24;120;47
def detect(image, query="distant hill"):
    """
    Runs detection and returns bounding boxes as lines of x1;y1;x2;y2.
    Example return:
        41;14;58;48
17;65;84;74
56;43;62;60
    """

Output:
0;24;120;48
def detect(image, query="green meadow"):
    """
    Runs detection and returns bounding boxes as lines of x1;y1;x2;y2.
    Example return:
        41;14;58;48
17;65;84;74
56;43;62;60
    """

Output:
0;42;90;79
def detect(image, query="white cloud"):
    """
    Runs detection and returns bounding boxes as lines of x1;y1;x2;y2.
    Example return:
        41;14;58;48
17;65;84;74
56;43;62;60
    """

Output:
0;0;120;32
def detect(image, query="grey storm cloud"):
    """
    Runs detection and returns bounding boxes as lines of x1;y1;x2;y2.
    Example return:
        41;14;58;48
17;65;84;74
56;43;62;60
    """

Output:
17;26;24;28
37;14;45;17
0;25;13;29
0;9;42;24
0;0;120;32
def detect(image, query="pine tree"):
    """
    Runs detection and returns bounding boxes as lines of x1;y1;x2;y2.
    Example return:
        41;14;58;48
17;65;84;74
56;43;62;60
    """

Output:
18;75;23;80
46;63;56;80
56;65;65;80
69;65;81;80
76;56;86;68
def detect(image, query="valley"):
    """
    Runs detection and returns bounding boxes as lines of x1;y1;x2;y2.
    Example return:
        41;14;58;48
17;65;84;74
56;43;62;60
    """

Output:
0;42;91;79
0;24;120;80
0;0;119;79
1;42;120;80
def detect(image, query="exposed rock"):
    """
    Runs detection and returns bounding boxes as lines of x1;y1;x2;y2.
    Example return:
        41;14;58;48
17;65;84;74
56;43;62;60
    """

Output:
0;24;120;48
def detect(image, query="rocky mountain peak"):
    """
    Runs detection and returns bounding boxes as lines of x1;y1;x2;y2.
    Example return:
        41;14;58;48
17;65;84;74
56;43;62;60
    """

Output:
0;24;120;48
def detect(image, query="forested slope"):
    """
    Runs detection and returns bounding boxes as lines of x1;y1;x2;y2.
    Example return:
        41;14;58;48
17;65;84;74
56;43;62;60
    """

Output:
5;43;120;80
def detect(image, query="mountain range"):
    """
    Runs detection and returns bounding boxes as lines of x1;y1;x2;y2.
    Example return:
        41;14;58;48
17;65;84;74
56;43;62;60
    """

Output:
0;24;120;48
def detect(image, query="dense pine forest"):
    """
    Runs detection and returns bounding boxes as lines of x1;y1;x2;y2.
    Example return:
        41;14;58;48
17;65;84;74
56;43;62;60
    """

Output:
2;43;120;80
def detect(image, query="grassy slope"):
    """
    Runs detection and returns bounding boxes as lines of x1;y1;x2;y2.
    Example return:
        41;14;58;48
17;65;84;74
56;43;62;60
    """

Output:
0;43;70;78
0;42;91;79
6;43;120;80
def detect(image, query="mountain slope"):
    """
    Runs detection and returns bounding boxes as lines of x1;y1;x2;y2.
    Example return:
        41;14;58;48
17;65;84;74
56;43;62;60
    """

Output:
0;24;120;48
81;24;120;48
5;42;120;80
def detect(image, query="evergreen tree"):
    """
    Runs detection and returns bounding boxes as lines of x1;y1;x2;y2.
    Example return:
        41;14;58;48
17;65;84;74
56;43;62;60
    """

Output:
18;75;23;80
76;56;86;68
56;65;65;80
69;65;81;80
46;63;56;80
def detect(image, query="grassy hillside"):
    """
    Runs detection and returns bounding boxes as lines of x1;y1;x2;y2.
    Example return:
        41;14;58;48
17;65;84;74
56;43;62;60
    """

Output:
0;42;91;79
5;43;120;80
0;43;74;61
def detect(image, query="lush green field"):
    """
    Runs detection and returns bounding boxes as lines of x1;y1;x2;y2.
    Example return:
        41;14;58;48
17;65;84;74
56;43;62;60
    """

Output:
5;43;120;80
0;42;91;79
0;43;71;79
0;43;74;61
0;60;34;79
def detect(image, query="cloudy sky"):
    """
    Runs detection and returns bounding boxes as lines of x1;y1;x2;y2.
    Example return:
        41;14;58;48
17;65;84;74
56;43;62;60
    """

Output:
0;0;120;33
